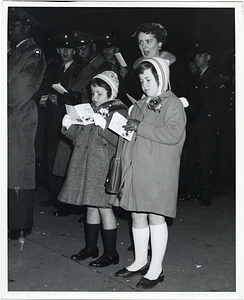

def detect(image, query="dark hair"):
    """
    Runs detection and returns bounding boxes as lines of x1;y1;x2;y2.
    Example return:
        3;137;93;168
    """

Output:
133;23;167;44
91;77;112;98
136;61;159;86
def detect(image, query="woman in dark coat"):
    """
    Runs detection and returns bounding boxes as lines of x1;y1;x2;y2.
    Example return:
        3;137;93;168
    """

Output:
58;71;127;267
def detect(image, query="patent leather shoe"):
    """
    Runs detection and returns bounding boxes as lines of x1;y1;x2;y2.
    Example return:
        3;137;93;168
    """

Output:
70;247;99;261
89;252;119;267
136;270;164;289
115;263;149;278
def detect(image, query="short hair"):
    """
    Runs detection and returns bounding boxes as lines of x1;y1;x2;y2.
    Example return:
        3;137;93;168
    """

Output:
133;23;167;44
136;61;160;86
90;77;112;98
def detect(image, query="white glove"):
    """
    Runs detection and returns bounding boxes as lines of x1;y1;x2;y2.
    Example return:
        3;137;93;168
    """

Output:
62;114;73;129
179;97;189;108
93;113;106;130
128;105;134;115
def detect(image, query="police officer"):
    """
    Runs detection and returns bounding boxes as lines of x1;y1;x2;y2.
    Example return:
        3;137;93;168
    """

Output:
186;43;228;206
64;31;114;104
99;33;128;105
8;8;46;239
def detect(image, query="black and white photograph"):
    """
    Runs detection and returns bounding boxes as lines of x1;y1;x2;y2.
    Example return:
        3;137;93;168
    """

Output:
1;1;243;299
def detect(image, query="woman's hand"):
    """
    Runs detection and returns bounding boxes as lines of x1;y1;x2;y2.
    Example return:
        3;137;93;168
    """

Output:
123;119;140;132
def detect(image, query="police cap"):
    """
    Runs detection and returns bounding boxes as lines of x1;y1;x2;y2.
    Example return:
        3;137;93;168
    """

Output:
70;30;95;47
100;33;118;48
55;33;75;48
9;7;39;27
192;43;213;55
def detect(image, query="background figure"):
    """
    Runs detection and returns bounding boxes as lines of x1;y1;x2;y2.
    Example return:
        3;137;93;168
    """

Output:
186;44;229;206
37;33;79;217
214;52;235;196
64;30;114;104
8;8;46;239
99;33;129;105
58;71;128;268
114;57;186;289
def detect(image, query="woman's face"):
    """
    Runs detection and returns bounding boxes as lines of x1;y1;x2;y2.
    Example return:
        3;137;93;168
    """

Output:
91;85;109;107
138;32;162;59
139;68;159;97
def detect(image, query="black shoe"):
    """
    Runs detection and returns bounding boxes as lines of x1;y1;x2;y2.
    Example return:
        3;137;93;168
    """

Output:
39;200;55;206
53;210;74;217
136;270;164;289
115;263;149;278
200;199;212;206
89;252;119;267
70;247;99;261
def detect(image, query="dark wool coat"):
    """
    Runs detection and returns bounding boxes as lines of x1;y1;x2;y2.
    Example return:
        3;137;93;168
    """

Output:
114;91;186;218
8;38;46;189
58;99;128;207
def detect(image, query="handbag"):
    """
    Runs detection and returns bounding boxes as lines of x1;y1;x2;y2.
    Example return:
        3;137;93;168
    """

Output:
105;136;123;194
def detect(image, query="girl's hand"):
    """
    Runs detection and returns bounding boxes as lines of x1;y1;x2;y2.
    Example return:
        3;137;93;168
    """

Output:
93;113;106;130
123;119;140;132
62;114;73;129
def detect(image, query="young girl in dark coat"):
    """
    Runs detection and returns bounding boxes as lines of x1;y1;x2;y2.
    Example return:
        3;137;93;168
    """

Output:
58;71;128;267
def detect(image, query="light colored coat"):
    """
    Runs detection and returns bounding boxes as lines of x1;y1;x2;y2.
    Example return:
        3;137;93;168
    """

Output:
117;90;186;218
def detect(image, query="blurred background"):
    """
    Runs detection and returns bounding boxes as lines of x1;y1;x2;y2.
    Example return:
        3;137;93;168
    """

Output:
6;6;235;72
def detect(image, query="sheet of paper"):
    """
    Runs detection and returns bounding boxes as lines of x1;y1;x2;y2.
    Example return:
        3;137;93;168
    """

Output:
108;112;133;141
74;103;95;125
52;83;68;95
65;105;83;124
114;52;127;67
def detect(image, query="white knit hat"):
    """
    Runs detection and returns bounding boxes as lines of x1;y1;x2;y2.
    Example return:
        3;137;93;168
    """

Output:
93;71;119;100
142;57;170;96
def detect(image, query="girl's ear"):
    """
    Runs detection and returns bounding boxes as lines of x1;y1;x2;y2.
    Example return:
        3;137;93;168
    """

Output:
73;49;76;55
158;42;163;50
56;48;60;54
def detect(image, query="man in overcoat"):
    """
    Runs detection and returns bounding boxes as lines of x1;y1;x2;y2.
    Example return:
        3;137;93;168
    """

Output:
8;8;46;239
187;44;228;206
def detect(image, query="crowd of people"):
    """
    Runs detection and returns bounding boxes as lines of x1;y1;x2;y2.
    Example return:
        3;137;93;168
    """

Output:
7;7;235;290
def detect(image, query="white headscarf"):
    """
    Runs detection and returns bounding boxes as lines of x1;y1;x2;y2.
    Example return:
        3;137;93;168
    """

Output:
142;57;170;96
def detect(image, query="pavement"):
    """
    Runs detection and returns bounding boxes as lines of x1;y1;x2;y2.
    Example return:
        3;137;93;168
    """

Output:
2;184;243;299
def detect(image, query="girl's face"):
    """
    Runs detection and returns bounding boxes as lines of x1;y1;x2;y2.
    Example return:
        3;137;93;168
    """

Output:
139;68;159;97
138;32;162;59
91;85;110;107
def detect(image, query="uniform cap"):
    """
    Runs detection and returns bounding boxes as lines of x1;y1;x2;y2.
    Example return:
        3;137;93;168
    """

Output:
93;71;119;100
192;43;213;55
55;33;75;48
100;33;118;48
70;30;95;46
8;7;39;27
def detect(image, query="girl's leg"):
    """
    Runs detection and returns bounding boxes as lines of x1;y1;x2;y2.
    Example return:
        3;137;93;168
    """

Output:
89;207;119;267
126;212;149;271
70;206;100;261
144;214;168;280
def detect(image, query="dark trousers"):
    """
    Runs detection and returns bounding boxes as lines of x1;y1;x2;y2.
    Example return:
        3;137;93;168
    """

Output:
187;133;218;201
8;189;35;231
